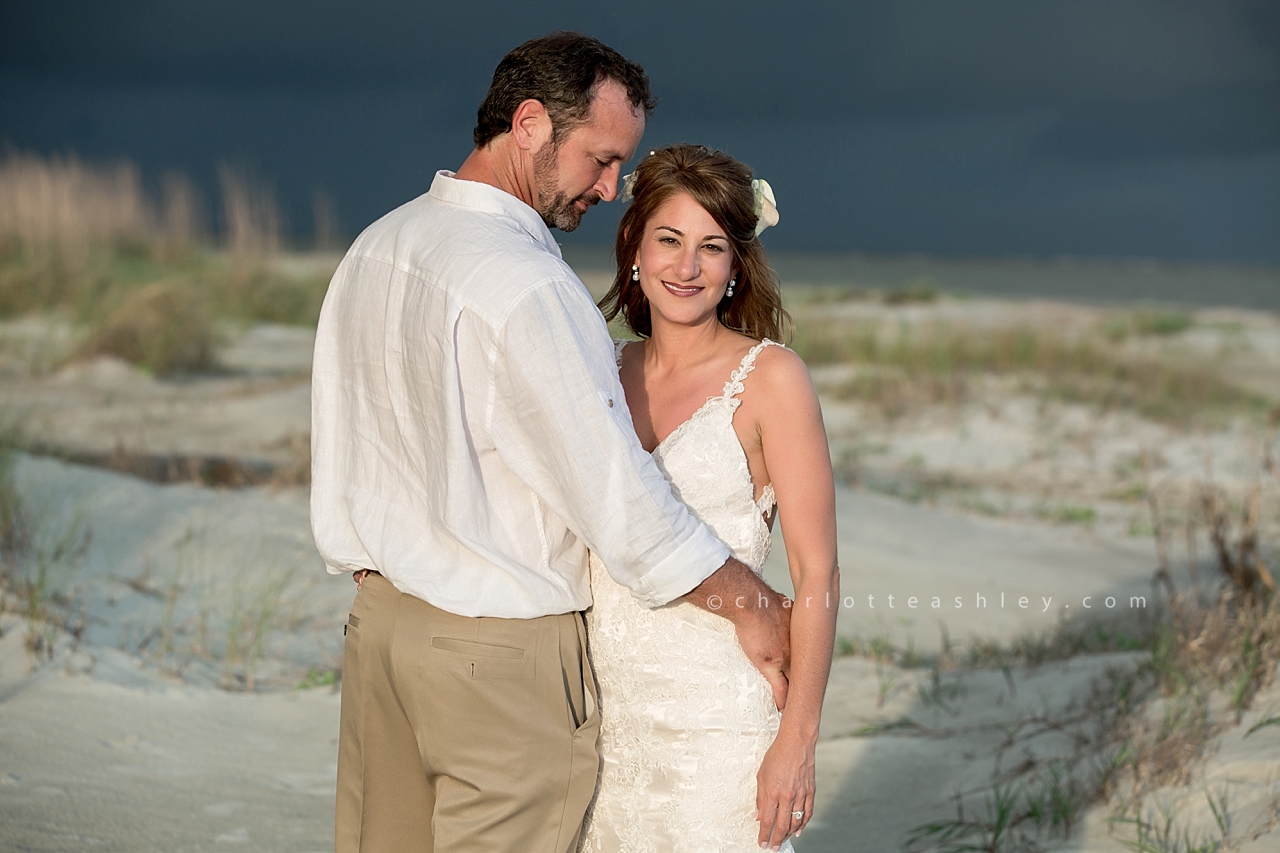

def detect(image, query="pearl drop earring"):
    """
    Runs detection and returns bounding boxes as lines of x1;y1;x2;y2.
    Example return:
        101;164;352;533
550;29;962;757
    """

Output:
725;278;736;298
631;265;640;281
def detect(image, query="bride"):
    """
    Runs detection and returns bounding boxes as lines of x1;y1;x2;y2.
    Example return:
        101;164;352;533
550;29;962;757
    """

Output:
581;145;839;853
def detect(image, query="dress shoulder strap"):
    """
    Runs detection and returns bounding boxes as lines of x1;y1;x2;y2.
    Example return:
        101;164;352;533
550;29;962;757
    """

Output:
613;339;630;368
722;338;785;401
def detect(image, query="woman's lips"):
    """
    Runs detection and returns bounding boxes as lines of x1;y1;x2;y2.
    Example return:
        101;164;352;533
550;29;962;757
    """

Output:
662;281;703;297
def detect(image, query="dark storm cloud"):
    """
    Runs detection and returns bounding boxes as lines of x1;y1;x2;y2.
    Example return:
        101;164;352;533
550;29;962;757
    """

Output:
1033;84;1280;161
6;2;1273;107
1;0;1277;261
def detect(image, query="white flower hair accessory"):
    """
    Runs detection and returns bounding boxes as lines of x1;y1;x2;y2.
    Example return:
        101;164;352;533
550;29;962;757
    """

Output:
619;170;638;203
618;161;779;238
752;179;779;237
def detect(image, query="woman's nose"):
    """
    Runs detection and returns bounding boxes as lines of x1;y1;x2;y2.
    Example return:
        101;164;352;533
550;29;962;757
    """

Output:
675;246;699;280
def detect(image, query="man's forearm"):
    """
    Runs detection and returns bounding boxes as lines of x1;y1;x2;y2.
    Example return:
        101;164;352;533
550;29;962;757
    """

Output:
686;556;793;708
683;557;786;624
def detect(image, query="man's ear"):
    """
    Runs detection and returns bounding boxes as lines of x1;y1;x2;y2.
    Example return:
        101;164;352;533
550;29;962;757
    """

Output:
510;98;552;154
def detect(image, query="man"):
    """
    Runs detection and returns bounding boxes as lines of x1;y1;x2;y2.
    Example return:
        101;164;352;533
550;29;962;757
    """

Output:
311;32;790;853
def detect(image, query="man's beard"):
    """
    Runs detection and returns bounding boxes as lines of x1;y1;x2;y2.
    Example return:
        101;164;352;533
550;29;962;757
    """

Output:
533;143;599;232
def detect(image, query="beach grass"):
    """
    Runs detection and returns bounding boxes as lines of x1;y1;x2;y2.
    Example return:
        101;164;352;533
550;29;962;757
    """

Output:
0;152;333;377
890;470;1279;851
0;426;92;665
1109;790;1232;853
74;280;220;375
791;317;1266;427
135;519;309;691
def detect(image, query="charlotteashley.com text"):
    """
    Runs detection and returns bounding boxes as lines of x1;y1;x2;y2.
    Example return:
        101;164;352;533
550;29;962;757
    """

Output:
705;592;1149;613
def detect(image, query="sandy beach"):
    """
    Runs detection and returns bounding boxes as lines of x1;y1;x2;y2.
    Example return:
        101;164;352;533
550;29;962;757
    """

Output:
2;288;1278;852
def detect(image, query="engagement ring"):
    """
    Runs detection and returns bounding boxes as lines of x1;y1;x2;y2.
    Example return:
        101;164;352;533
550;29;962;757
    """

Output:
791;811;804;820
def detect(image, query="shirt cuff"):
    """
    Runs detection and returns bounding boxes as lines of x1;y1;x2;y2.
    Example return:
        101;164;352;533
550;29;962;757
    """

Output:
631;527;732;609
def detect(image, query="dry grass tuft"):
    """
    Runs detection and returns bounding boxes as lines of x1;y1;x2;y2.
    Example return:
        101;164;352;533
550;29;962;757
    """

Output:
217;164;280;262
0;152;156;257
1100;310;1195;341
0;427;92;667
1111;466;1279;802
0;151;336;373
75;282;219;376
127;521;302;691
1101;587;1279;828
1199;484;1276;599
793;319;1264;426
901;467;1279;850
900;587;1278;851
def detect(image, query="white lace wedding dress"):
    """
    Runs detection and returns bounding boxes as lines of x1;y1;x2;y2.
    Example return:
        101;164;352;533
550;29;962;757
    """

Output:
581;339;794;853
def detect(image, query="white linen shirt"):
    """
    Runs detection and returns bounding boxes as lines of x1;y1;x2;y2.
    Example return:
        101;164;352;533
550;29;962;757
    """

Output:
310;171;730;618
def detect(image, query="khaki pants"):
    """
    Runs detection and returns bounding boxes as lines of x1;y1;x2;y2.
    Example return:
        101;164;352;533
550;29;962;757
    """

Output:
335;573;600;853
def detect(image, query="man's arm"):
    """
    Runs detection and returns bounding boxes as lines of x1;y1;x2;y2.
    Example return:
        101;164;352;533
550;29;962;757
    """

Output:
489;279;730;606
489;280;792;698
683;557;792;710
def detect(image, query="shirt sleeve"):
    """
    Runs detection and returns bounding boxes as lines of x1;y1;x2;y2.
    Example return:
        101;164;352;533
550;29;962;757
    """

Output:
488;278;730;608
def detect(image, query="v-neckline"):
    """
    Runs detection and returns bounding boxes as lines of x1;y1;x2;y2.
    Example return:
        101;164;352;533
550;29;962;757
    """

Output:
620;339;778;513
618;340;733;455
649;395;724;455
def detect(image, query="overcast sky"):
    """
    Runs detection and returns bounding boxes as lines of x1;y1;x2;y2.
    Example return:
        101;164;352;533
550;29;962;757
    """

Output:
2;0;1277;262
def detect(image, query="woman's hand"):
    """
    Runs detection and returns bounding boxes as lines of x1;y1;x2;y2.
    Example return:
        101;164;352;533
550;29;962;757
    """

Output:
755;727;816;850
742;344;837;850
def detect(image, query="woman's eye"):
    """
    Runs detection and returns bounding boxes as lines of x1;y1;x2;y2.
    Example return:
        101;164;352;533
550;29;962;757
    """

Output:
659;236;678;245
704;244;725;253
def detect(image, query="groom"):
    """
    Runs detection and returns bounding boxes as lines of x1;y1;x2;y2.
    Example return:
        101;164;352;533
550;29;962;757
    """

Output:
311;31;791;853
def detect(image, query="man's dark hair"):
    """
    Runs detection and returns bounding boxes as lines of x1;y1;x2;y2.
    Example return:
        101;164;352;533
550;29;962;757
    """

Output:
473;31;656;149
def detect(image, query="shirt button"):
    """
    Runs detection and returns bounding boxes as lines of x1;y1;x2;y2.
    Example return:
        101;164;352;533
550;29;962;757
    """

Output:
607;398;614;407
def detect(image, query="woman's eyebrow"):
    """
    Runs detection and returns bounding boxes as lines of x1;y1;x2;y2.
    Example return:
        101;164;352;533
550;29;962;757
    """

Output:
655;225;728;242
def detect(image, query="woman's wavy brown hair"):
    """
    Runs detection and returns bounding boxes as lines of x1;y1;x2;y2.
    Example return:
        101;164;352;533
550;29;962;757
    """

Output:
598;144;791;342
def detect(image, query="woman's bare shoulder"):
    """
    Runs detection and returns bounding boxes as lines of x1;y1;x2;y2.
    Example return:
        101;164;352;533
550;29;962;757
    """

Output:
751;340;815;393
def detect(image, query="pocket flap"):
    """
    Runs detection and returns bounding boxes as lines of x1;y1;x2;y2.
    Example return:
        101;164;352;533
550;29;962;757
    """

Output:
429;637;525;660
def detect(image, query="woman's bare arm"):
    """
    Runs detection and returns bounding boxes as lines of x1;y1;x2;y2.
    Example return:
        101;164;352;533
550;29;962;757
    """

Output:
747;346;839;851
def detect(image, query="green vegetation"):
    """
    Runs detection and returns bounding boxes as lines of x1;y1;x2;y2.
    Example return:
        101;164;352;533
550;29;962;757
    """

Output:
791;319;1265;427
834;614;1147;672
0;424;92;666
884;278;940;304
1037;504;1097;526
0;152;334;377
892;471;1280;852
75;281;220;375
1102;310;1195;342
1110;789;1233;853
296;667;339;690
138;520;306;691
894;587;1278;852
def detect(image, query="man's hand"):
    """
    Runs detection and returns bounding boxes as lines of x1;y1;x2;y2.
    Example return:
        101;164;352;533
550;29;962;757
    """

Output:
683;558;792;709
735;588;791;710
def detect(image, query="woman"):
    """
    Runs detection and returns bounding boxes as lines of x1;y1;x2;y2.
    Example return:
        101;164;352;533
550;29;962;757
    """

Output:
581;145;839;853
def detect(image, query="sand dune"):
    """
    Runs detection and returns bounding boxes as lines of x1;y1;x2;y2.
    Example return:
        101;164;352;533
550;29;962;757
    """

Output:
4;454;1262;852
1;303;1277;851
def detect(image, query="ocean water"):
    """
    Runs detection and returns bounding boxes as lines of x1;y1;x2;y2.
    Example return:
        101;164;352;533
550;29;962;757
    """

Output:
562;247;1280;313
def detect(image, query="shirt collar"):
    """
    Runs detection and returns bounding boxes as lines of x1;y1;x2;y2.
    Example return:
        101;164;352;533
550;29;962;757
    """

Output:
428;170;562;259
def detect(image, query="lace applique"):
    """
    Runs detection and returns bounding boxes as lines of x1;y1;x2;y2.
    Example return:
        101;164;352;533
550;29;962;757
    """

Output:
583;338;792;853
757;483;777;517
722;338;782;407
